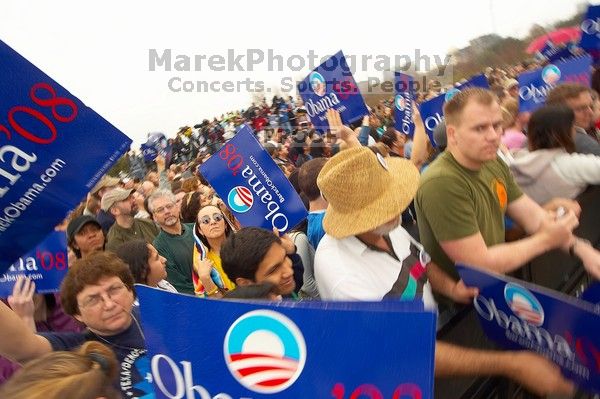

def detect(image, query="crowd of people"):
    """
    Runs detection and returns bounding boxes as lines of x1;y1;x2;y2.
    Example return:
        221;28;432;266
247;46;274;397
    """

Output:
0;49;599;399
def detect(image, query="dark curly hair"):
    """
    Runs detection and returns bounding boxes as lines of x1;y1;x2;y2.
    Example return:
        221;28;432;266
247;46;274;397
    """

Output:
60;251;135;316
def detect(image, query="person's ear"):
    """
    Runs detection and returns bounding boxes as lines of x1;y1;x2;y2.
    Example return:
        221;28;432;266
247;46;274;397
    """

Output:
235;277;254;287
446;124;456;146
126;288;135;302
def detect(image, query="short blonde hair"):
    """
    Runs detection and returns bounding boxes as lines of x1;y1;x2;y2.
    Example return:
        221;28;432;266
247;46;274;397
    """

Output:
501;98;519;129
443;88;498;126
0;341;119;399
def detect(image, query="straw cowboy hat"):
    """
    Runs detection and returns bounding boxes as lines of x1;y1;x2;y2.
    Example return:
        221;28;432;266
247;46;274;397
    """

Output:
317;147;420;238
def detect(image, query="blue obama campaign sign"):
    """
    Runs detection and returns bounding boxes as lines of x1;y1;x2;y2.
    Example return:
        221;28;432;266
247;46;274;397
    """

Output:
581;283;600;306
394;72;416;138
0;230;68;297
0;40;131;273
580;5;600;52
517;55;592;113
419;74;489;146
297;50;368;132
200;125;307;233
141;132;168;162
141;143;159;162
457;264;600;394
579;5;600;64
136;285;436;399
538;43;583;63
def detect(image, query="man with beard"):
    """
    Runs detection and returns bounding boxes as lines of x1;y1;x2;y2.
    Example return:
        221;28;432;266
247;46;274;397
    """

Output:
148;189;195;294
103;188;159;251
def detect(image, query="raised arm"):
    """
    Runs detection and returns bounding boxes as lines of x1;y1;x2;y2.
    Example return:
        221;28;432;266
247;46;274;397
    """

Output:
0;300;52;363
410;106;430;168
326;109;361;149
7;277;36;331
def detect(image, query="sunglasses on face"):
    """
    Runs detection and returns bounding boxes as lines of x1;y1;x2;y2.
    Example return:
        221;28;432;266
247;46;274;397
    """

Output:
199;213;224;225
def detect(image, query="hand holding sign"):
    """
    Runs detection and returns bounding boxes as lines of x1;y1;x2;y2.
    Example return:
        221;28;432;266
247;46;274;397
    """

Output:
7;276;35;330
450;280;479;304
325;109;359;148
273;227;296;255
297;51;368;132
196;258;215;280
412;102;422;123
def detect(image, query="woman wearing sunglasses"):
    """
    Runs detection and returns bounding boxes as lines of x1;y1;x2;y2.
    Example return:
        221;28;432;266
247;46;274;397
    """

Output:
192;205;236;297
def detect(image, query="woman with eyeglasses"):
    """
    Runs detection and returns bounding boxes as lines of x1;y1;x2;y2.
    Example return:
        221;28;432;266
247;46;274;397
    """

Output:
192;205;236;297
114;240;177;293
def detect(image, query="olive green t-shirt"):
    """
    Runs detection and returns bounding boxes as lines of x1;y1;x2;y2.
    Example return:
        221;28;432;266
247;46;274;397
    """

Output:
415;152;522;280
105;218;160;251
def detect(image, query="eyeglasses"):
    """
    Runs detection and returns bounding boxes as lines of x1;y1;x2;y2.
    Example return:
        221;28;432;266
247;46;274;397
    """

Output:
199;213;224;225
573;103;594;113
79;284;128;310
153;202;175;214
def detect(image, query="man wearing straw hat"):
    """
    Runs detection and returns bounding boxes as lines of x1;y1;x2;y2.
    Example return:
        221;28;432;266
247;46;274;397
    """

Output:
313;111;573;396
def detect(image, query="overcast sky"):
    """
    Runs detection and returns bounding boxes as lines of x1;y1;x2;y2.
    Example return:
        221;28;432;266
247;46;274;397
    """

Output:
0;0;588;146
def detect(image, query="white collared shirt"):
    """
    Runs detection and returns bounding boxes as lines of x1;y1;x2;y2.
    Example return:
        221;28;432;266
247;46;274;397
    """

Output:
314;226;436;308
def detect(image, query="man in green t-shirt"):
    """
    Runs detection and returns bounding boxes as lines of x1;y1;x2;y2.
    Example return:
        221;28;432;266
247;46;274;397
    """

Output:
102;188;160;251
416;88;600;284
148;189;195;294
